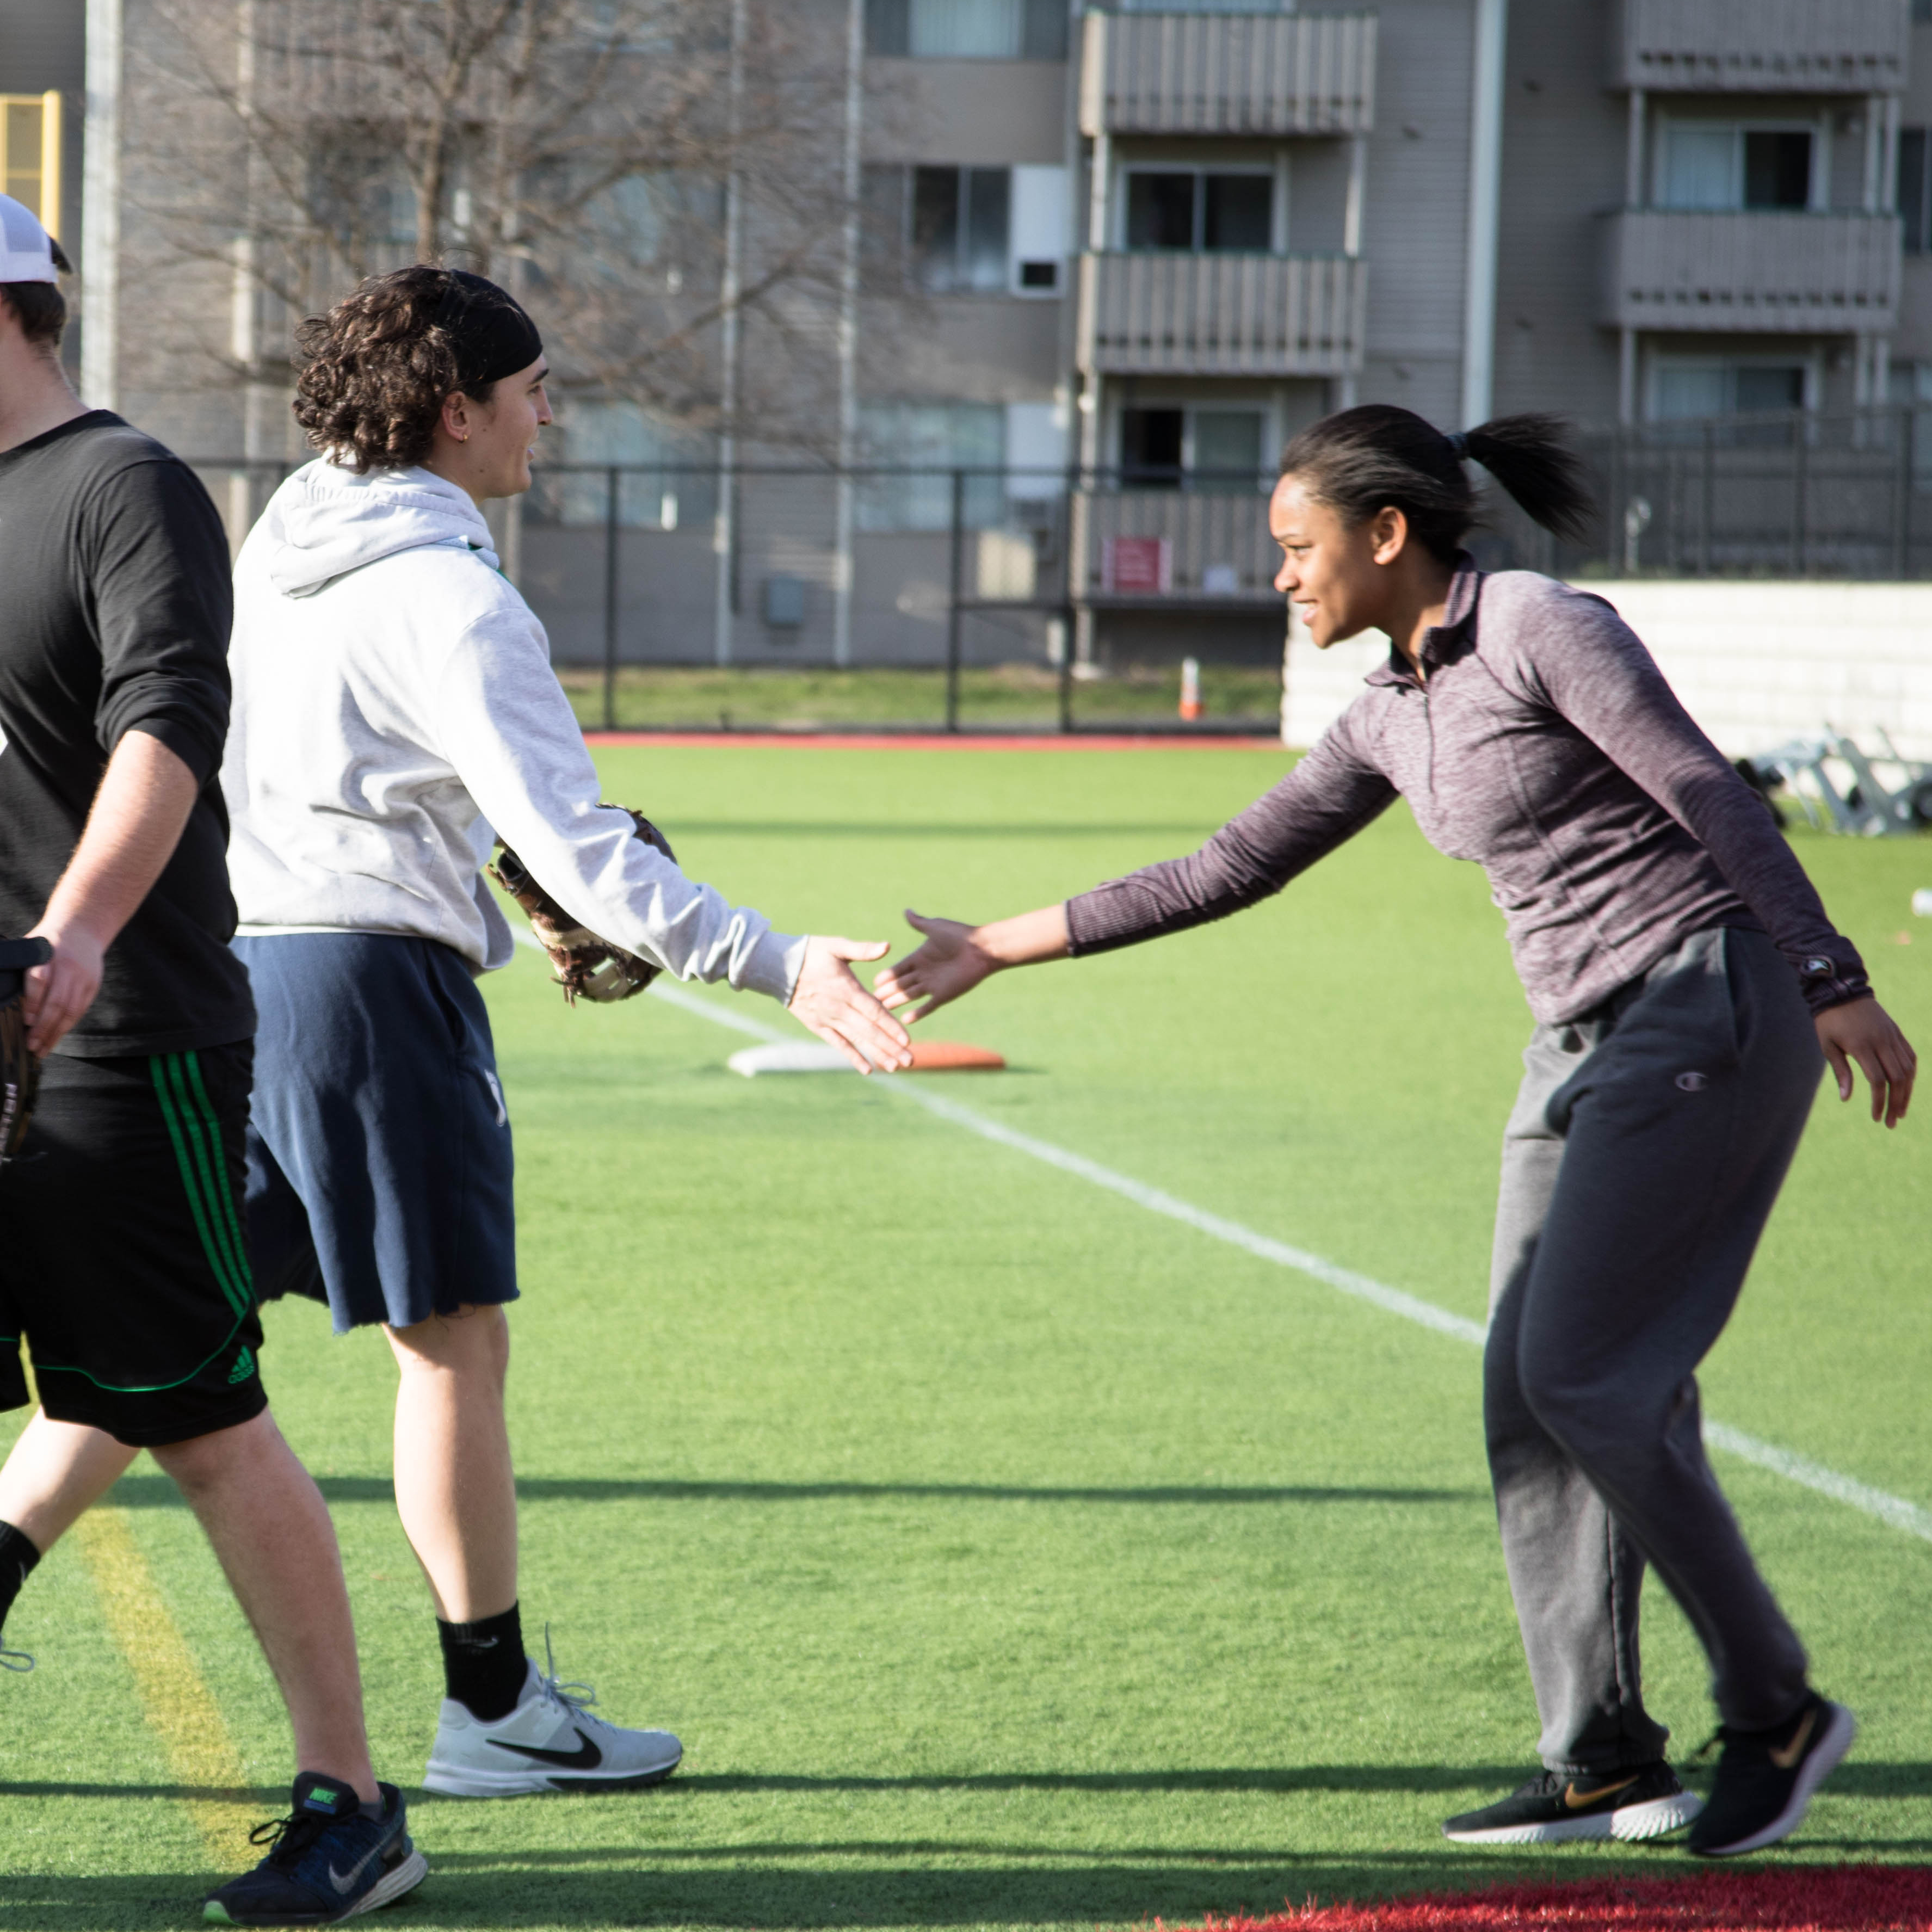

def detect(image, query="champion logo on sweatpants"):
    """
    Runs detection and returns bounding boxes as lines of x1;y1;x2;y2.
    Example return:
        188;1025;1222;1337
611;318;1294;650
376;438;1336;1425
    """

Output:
1675;1071;1710;1092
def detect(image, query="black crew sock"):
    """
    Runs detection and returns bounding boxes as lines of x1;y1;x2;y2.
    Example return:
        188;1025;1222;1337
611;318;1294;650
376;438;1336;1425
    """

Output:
436;1603;527;1721
0;1521;41;1633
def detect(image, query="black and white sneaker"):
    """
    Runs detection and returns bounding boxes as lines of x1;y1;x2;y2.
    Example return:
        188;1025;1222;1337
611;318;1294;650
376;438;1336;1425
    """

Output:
1688;1691;1855;1857
1443;1762;1702;1844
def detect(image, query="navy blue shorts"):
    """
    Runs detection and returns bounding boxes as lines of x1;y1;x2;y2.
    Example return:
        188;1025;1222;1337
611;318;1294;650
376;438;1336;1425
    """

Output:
234;933;519;1333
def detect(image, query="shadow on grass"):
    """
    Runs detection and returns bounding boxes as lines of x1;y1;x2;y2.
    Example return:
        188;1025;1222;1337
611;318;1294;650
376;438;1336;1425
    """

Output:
104;1475;1479;1510
9;1764;1931;1809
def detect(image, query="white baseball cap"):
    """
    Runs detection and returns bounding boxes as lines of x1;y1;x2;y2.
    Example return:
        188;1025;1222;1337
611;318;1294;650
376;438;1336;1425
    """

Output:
0;195;61;283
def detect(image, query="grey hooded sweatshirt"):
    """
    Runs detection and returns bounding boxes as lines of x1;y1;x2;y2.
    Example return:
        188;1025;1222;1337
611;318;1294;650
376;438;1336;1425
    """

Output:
224;460;804;1001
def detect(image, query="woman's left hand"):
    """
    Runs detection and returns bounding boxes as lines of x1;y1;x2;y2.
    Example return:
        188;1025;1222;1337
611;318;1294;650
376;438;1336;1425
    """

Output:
1816;997;1916;1128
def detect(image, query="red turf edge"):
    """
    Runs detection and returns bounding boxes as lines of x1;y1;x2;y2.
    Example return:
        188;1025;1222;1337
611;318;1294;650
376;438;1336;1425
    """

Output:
1161;1866;1932;1931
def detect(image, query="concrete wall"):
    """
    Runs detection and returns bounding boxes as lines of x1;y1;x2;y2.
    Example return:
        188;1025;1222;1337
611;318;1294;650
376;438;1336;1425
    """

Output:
1282;578;1932;760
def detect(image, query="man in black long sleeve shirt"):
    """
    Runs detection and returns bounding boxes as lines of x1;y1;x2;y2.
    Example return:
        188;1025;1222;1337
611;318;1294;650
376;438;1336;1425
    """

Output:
0;195;423;1924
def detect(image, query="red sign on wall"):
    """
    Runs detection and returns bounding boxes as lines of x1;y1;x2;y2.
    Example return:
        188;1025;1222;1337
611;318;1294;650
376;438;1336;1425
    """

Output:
1102;535;1171;594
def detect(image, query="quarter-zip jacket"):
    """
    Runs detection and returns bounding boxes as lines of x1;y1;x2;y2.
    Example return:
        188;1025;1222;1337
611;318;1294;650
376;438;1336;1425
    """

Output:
1066;558;1866;1024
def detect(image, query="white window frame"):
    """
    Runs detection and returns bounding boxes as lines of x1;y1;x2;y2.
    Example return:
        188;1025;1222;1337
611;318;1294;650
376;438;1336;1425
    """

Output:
1650;114;1830;213
1115;159;1287;253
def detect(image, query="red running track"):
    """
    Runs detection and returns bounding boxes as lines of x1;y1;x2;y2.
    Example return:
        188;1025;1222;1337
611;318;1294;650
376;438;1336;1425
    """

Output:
1164;1866;1932;1931
583;731;1286;752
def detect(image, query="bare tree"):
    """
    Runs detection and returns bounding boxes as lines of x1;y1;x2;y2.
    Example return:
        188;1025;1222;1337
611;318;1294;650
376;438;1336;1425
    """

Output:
119;0;866;447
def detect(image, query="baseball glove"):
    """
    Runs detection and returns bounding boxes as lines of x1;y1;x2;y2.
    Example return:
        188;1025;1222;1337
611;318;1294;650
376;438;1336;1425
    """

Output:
0;937;52;1166
487;806;677;1005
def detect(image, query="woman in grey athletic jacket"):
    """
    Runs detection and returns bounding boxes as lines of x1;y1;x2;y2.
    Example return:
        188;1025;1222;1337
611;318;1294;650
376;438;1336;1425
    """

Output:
874;406;1915;1861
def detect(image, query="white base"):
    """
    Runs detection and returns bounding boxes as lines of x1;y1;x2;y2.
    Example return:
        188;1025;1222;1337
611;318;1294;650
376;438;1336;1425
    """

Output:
728;1042;857;1076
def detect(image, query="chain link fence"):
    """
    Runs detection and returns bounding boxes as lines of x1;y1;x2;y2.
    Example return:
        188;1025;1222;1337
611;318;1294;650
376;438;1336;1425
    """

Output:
195;409;1932;736
1485;405;1932;584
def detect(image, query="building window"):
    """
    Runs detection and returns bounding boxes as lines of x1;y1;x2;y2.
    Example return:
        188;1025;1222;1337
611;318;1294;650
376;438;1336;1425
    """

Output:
1650;360;1809;437
865;0;1067;60
912;165;1010;292
1121;405;1267;489
1122;168;1274;251
856;402;1007;530
526;401;717;529
1656;122;1818;212
1902;128;1930;251
867;163;1066;294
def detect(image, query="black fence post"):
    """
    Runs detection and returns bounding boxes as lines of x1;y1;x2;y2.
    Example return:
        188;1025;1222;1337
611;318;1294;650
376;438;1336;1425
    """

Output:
1896;404;1912;579
945;468;964;734
602;465;620;731
1700;422;1715;577
1790;418;1807;576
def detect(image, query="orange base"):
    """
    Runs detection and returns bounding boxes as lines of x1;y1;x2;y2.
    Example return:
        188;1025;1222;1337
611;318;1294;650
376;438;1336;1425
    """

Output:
905;1041;1007;1071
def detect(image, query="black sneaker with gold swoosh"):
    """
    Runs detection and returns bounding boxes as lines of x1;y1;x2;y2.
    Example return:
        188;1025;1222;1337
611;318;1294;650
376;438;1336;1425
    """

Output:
1688;1690;1854;1857
1442;1762;1702;1844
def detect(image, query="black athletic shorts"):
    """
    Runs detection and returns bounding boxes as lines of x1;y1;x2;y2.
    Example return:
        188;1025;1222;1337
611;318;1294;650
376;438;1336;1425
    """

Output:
0;1040;268;1446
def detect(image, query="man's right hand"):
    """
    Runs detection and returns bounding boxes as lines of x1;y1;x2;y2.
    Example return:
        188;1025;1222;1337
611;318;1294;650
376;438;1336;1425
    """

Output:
22;919;106;1056
788;935;913;1073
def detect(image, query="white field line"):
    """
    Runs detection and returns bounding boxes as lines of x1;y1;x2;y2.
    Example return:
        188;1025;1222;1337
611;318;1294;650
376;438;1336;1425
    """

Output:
613;964;1932;1544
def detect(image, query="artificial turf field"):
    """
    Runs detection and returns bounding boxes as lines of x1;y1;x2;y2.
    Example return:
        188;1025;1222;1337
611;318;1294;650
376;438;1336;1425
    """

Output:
0;742;1928;1931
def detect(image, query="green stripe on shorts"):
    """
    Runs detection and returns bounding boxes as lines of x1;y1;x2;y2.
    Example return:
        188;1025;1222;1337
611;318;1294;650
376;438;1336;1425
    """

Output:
149;1053;251;1320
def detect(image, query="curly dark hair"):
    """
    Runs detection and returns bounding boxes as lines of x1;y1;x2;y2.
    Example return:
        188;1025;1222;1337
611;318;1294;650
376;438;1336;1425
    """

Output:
292;265;509;473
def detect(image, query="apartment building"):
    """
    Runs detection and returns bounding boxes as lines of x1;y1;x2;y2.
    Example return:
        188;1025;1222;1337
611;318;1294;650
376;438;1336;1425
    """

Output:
29;1;1932;670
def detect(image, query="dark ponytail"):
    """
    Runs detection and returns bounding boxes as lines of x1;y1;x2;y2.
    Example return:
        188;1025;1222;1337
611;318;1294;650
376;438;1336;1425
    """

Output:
1278;404;1593;563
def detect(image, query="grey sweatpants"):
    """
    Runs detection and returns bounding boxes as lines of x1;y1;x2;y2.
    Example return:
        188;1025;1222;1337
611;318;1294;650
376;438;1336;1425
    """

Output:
1485;926;1822;1776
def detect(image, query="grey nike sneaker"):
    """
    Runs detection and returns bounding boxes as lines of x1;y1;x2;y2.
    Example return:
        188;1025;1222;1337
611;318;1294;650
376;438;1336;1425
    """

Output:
423;1641;682;1797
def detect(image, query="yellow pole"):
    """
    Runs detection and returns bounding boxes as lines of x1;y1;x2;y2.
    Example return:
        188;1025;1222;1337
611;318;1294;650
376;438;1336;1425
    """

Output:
39;89;61;239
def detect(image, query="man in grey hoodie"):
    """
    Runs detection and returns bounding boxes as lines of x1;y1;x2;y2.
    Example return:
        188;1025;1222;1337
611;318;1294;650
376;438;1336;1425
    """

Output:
18;266;913;1797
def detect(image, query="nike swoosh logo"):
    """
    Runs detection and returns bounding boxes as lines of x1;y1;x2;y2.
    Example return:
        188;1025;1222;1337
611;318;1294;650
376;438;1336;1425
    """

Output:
488;1725;603;1770
329;1841;384;1896
1564;1773;1639;1811
1770;1707;1816;1771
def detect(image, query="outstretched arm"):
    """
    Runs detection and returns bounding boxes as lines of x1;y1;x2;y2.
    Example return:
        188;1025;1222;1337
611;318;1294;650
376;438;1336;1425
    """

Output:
874;905;1070;1023
877;727;1394;1022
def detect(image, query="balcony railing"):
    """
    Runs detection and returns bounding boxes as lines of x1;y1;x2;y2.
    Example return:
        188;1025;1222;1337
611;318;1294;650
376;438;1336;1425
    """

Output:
1078;251;1366;376
1079;9;1375;137
1073;487;1281;604
1600;210;1900;333
1610;0;1909;94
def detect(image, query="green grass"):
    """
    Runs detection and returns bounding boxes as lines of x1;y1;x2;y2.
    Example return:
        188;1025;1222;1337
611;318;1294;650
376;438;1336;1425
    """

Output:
1;748;1928;1929
554;665;1285;733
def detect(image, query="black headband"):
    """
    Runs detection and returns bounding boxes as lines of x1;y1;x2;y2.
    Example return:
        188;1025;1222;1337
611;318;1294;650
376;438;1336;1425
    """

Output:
431;270;544;394
1445;430;1470;460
